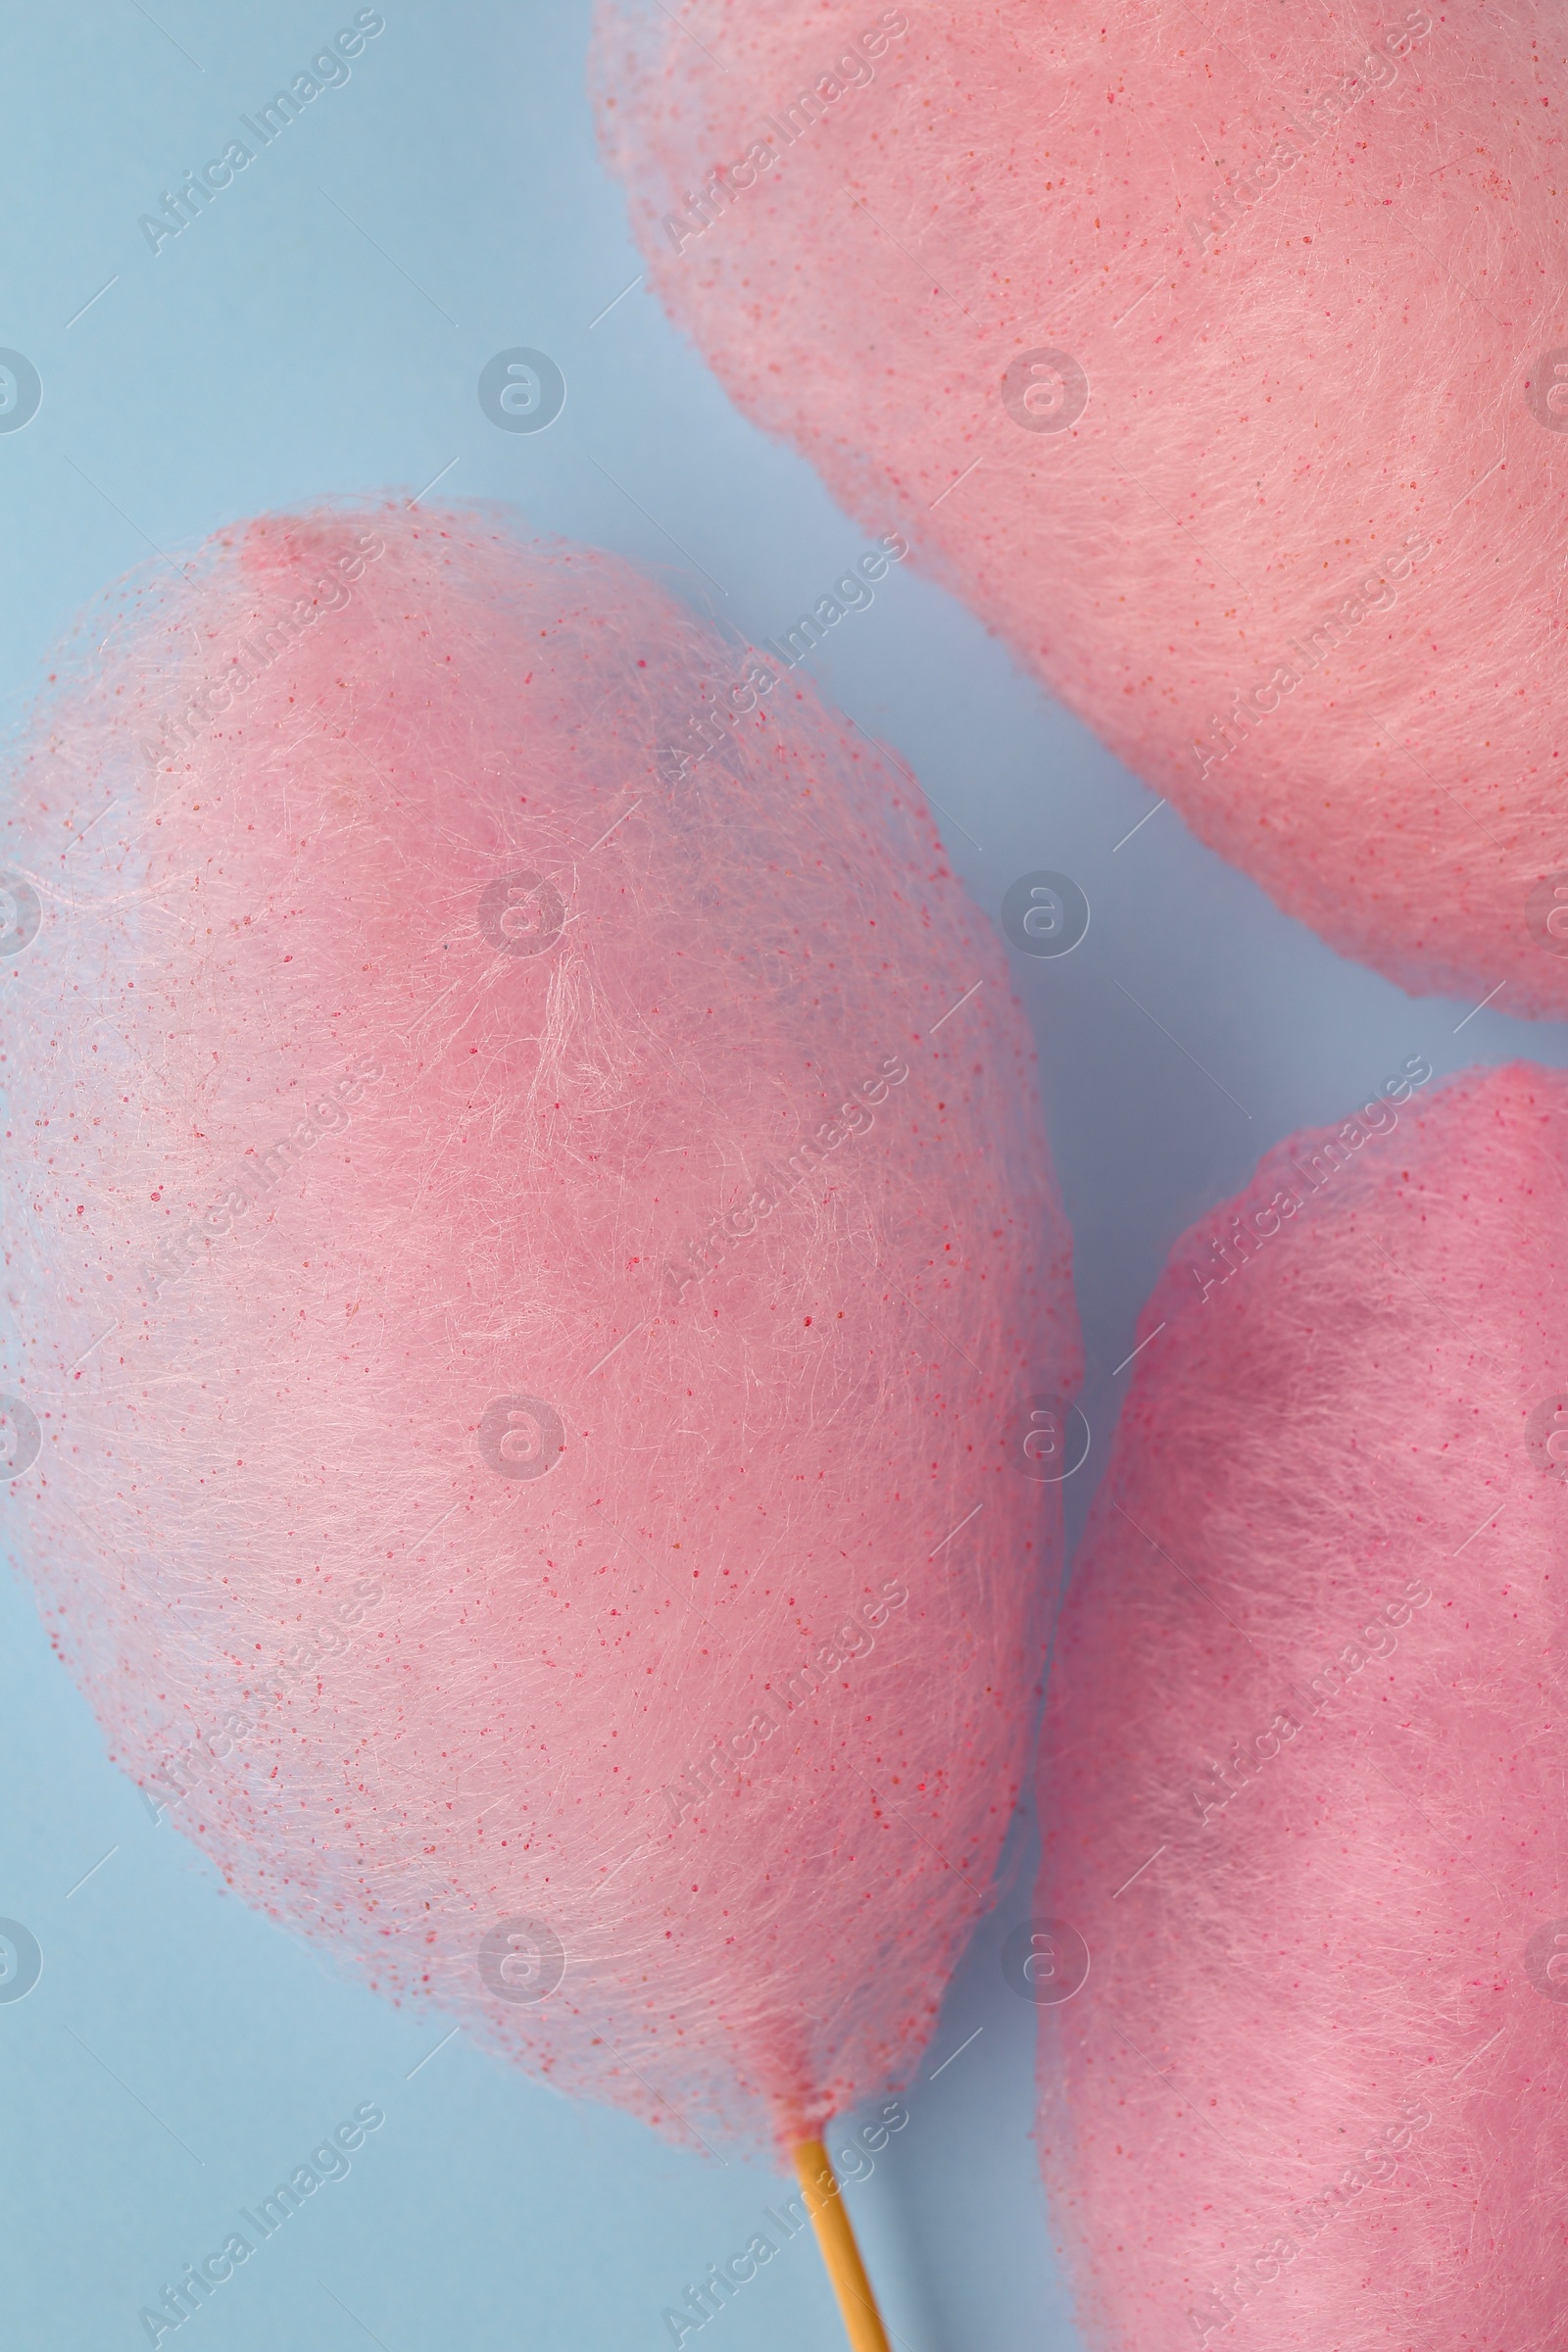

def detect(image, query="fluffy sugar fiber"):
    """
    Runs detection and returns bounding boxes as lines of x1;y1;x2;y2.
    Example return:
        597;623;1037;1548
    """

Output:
0;502;1079;2155
1036;1061;1568;2352
593;2;1568;1012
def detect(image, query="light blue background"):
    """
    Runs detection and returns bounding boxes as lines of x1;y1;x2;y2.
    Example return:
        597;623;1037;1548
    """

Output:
1;7;1562;2349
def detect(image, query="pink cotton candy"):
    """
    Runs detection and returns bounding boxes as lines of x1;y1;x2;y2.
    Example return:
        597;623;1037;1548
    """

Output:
0;502;1079;2157
593;2;1568;1012
1036;1060;1568;2352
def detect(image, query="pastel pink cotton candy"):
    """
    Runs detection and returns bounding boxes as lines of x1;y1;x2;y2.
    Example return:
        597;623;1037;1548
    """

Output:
593;2;1568;1012
1036;1060;1568;2352
0;503;1078;2156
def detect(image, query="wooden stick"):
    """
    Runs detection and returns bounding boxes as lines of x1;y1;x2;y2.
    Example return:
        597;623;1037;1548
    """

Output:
794;2137;892;2352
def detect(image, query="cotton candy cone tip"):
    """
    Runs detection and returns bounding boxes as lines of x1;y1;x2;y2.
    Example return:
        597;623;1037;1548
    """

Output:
0;501;1079;2155
593;3;1568;1013
1035;1059;1568;2352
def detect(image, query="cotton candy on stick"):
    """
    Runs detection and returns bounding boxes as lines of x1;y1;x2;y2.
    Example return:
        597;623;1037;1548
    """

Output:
1035;1060;1568;2352
593;1;1568;1012
0;503;1078;2332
